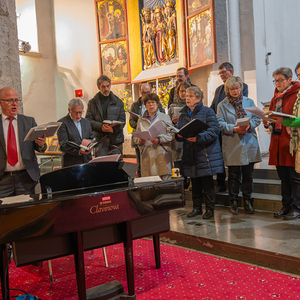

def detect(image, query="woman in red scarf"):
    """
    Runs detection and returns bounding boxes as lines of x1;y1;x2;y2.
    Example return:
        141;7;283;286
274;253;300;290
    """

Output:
263;67;300;220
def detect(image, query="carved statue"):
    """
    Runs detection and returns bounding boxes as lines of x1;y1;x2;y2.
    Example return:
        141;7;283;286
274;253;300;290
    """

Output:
141;7;156;69
165;0;177;59
141;1;178;68
152;6;169;65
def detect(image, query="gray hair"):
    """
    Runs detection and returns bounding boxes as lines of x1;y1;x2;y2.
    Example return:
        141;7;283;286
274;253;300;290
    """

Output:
97;75;111;87
272;67;293;79
68;98;84;110
224;76;243;96
219;62;234;73
186;86;203;100
140;83;151;91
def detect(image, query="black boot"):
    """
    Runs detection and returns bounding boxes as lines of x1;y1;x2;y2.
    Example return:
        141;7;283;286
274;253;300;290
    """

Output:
243;199;255;214
187;207;202;218
203;210;214;219
230;201;239;215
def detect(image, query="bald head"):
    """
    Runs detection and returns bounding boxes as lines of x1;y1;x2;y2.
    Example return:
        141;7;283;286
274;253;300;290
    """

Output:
140;83;151;101
0;87;17;98
0;87;19;117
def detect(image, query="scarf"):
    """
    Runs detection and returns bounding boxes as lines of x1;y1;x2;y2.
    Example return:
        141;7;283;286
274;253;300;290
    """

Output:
228;93;246;118
290;89;300;154
273;85;292;135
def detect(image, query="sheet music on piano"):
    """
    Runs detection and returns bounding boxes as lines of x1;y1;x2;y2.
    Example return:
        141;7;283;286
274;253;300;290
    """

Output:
88;154;121;163
0;194;35;205
134;176;162;185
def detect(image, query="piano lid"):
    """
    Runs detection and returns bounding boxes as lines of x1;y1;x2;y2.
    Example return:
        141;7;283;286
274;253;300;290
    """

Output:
40;161;132;194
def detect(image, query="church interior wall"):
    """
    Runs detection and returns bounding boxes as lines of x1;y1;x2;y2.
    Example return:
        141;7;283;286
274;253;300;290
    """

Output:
53;0;99;120
0;0;22;110
11;0;300;154
252;0;300;151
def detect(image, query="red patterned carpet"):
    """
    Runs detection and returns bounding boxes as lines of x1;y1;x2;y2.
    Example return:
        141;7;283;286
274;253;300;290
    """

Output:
3;239;300;299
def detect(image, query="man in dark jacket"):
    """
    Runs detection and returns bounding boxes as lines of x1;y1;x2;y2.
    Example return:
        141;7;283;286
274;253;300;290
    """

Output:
168;67;195;108
86;75;125;156
210;62;248;192
129;83;164;177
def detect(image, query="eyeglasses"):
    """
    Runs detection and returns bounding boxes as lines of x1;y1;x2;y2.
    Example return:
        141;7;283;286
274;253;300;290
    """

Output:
229;87;241;91
179;89;186;93
72;111;84;115
186;95;196;98
141;91;150;95
273;78;287;84
0;99;19;104
146;101;157;106
218;70;228;76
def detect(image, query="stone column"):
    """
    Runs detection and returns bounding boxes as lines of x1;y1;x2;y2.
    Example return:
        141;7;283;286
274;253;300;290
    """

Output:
0;0;22;112
227;0;242;78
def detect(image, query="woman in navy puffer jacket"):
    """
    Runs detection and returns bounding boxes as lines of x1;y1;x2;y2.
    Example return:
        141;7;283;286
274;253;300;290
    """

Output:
176;86;224;219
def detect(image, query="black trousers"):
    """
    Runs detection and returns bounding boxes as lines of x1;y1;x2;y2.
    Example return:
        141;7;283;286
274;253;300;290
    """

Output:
96;143;123;158
135;147;141;177
174;160;190;189
0;170;37;198
276;165;300;212
217;133;226;187
228;163;254;203
191;176;215;210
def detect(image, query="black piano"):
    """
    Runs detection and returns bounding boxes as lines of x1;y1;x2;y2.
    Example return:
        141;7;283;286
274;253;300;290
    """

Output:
0;161;184;299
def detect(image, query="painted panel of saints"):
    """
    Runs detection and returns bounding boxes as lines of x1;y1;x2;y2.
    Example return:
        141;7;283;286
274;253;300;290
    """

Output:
141;0;178;69
101;41;129;83
188;9;213;68
97;0;126;42
187;0;210;16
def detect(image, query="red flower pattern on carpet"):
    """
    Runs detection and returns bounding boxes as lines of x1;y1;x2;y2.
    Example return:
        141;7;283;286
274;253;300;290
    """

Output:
2;239;300;299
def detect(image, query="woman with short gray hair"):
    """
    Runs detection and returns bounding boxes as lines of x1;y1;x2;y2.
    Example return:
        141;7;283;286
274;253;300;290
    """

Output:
217;76;261;215
176;86;223;219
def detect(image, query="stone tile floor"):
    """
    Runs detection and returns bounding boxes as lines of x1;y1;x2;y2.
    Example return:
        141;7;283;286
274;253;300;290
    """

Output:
169;194;300;259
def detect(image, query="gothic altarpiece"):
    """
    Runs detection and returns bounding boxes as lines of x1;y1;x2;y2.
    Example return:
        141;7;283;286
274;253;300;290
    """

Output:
95;0;215;111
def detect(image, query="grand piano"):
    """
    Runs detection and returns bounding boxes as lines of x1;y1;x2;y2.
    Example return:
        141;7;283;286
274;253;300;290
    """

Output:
0;161;185;299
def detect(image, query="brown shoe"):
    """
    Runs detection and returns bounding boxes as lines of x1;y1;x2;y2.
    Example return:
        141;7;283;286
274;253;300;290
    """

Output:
230;201;239;215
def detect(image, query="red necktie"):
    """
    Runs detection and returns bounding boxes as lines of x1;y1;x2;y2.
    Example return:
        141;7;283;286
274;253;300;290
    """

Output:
7;117;18;166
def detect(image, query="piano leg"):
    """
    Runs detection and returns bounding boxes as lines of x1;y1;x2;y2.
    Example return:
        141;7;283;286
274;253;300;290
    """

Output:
123;221;135;296
153;234;161;269
73;231;87;300
0;243;9;300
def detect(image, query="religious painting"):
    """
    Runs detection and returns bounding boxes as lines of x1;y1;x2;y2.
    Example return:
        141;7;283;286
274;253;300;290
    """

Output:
187;0;210;16
140;0;179;70
187;8;214;68
96;0;126;42
100;41;129;83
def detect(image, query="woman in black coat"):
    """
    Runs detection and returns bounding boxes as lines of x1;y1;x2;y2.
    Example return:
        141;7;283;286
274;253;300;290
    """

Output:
176;86;224;219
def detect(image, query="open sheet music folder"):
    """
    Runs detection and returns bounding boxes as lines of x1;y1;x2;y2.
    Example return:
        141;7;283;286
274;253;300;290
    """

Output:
163;119;209;138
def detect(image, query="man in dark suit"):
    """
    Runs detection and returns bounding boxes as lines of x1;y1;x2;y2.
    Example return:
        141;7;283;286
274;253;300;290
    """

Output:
57;98;94;167
210;62;249;192
0;87;46;198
